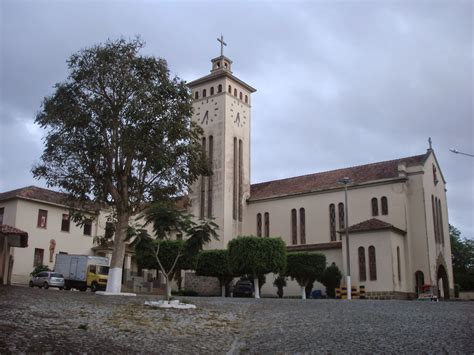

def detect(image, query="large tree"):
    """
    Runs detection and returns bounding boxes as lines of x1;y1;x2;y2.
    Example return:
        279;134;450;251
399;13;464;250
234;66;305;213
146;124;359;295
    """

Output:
286;252;326;300
33;38;207;293
450;224;474;291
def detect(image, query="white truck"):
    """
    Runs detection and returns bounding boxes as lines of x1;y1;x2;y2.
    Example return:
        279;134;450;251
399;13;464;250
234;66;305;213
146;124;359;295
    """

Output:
54;254;109;292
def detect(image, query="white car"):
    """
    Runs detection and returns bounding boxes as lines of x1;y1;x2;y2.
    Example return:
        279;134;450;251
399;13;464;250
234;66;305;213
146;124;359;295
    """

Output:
29;271;65;290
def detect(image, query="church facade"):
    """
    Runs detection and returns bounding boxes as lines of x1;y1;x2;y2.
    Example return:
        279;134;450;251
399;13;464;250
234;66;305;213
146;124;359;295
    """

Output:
187;49;454;299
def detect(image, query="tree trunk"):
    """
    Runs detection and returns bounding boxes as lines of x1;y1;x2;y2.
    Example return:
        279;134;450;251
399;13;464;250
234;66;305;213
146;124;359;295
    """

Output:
221;284;226;298
105;211;129;294
166;278;172;302
254;277;260;299
301;286;306;300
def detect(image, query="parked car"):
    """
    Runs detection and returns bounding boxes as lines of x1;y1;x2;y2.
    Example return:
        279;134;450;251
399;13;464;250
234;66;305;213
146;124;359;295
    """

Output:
29;271;65;290
233;280;253;297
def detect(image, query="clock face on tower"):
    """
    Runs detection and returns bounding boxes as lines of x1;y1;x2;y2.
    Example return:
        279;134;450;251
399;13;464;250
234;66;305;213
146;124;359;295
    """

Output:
230;99;247;127
195;98;219;126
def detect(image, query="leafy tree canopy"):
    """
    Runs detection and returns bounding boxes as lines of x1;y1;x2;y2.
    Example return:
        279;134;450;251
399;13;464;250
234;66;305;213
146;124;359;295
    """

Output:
196;249;234;286
286;252;326;288
450;224;474;291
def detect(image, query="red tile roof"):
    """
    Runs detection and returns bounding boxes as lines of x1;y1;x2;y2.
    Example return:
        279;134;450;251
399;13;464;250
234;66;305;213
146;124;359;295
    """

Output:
0;186;99;211
0;224;28;237
342;218;406;235
250;153;429;200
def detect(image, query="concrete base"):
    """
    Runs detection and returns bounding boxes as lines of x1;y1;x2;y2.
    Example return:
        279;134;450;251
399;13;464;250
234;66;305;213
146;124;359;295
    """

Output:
95;291;136;297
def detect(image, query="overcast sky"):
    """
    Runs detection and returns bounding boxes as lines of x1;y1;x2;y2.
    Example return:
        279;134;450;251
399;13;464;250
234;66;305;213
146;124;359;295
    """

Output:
1;0;472;238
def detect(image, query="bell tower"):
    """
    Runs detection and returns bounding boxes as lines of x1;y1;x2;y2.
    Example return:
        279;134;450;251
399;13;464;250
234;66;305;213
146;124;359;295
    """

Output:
187;37;256;248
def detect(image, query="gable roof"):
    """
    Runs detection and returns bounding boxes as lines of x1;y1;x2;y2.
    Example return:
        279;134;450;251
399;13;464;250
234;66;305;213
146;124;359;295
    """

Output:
341;218;406;235
249;152;429;201
0;186;99;211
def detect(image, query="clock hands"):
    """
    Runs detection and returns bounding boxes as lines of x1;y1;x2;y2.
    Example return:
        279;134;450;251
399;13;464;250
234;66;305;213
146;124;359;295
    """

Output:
201;110;209;125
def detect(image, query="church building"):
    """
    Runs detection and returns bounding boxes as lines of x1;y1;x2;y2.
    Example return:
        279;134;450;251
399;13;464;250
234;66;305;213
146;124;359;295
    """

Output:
186;40;454;299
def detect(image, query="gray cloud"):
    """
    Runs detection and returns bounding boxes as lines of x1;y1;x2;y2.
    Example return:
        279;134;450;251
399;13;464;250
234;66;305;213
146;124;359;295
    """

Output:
1;0;472;237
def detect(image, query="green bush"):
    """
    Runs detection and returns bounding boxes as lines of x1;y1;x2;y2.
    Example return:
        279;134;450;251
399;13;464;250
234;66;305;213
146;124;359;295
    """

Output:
273;275;287;298
321;264;342;298
196;250;234;296
30;265;51;277
286;252;326;296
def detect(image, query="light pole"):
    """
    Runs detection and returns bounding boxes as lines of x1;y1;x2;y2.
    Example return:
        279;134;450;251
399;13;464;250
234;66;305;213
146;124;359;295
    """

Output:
338;177;352;300
449;148;474;158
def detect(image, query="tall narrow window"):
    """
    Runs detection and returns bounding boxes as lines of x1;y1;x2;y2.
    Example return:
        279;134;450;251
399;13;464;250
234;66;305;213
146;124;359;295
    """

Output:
37;209;48;229
195;91;199;100
200;137;206;219
33;248;44;266
238;139;243;221
397;246;401;282
228;85;232;93
432;195;438;243
61;214;70;232
239;92;243;100
202;89;207;98
299;208;306;244
234;88;237;97
369;246;377;281
218;84;222;93
207;136;214;218
264;212;270;237
433;164;438;185
381;196;388;215
371;198;378;216
245;95;248;103
358;247;366;281
232;138;237;220
329;204;336;241
256;213;262;237
291;209;297;245
437;199;445;245
338;202;345;240
210;87;214;95
0;207;4;225
83;219;92;236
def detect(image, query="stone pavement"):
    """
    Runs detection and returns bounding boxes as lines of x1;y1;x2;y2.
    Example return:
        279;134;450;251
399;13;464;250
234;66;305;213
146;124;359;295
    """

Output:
0;285;473;353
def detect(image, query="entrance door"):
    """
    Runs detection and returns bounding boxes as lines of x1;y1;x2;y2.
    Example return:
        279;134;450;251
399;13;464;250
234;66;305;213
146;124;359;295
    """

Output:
437;265;450;300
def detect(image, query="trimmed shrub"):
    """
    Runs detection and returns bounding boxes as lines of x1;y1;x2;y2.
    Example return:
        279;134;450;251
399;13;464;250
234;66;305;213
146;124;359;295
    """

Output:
321;264;342;298
196;249;234;297
286;252;326;299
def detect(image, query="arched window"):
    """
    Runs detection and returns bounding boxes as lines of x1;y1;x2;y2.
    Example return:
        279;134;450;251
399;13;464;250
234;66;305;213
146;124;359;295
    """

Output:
369;246;377;281
329;204;336;241
218;84;222;93
437;198;445;245
338;202;345;238
239;92;243;100
433;164;438;185
228;85;232;93
210;87;214;95
202;89;207;98
432;195;438;243
299;208;306;244
234;88;237;97
245;95;248;103
256;213;262;237
291;209;297;245
381;196;388;215
195;91;199;100
397;246;401;282
371;198;378;216
358;247;366;281
264;212;270;237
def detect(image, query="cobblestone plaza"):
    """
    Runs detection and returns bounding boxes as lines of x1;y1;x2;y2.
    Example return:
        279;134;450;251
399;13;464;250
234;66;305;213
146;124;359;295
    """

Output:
0;286;472;353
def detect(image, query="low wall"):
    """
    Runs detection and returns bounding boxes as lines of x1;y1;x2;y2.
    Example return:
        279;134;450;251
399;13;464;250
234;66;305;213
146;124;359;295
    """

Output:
458;291;474;300
184;272;220;296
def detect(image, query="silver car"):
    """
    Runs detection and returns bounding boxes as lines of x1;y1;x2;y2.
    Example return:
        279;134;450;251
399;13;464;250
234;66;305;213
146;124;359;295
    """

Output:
29;271;65;290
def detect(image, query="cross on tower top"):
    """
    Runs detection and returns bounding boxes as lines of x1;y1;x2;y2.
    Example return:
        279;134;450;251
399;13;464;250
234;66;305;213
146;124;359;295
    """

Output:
217;35;227;56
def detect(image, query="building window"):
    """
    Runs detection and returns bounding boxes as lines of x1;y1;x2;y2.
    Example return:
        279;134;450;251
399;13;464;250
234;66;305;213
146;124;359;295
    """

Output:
432;195;438;243
195;91;199;100
238;139;243;222
433;164;438;185
245;95;248;103
37;209;48;229
371;198;378;217
299;208;306;244
234;88;237;97
257;213;262;237
0;207;4;225
202;89;207;98
228;85;232;93
210;87;214;95
329;204;336;241
437;198;445;245
207;135;213;218
61;214;70;232
381;196;388;215
83;219;92;236
291;209;297;245
200;137;207;219
263;212;269;237
397;246;401;282
369;246;377;281
218;84;222;93
338;202;345;238
232;137;237;220
239;92;243;100
33;248;44;266
358;247;366;282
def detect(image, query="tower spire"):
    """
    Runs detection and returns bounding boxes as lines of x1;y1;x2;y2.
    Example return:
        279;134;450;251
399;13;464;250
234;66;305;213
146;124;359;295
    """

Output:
217;35;227;57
